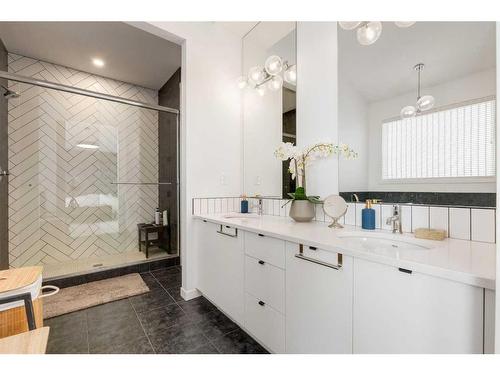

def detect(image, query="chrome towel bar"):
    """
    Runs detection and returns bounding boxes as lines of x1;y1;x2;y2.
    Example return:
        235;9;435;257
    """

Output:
295;244;343;270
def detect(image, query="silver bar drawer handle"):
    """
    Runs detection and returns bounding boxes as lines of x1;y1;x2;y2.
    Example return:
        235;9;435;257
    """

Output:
258;300;265;306
216;224;238;238
295;244;343;270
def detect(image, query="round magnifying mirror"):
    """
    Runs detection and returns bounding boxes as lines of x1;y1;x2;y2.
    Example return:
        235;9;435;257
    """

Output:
323;194;348;229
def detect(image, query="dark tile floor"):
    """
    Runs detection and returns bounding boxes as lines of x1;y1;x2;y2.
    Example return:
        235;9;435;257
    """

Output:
45;265;268;354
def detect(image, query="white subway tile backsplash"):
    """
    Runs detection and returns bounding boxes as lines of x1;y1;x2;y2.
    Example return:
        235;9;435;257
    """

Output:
345;203;356;226
200;199;208;214
315;204;325;222
411;206;429;232
221;199;228;213
471;209;495;243
381;204;394;231
401;206;412;233
430;207;449;234
273;200;281;215
449;208;471;240
280;200;287;217
373;204;381;229
285;200;291;217
355;203;363;227
192;197;495;243
261;199;271;215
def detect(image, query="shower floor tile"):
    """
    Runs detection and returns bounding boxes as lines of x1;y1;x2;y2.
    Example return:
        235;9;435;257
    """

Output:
43;248;175;279
45;267;268;354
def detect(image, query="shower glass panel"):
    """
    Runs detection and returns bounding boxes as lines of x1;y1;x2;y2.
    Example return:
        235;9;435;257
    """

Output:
6;57;178;278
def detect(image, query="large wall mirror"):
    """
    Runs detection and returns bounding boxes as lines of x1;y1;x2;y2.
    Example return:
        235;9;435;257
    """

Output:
242;22;296;198
338;22;496;195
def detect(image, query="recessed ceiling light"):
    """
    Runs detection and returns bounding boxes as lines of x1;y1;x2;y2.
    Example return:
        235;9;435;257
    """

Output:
92;58;105;68
77;143;99;149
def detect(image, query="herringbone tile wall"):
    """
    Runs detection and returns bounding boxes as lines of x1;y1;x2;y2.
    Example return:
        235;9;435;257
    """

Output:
7;53;159;268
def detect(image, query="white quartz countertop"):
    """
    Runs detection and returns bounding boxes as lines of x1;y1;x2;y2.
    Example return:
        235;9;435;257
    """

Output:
194;213;496;290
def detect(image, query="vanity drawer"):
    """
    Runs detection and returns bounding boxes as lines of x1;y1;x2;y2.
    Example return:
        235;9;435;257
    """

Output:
244;292;285;353
245;255;285;313
244;232;285;268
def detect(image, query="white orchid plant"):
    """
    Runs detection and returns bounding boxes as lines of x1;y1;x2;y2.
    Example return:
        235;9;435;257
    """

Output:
274;141;358;203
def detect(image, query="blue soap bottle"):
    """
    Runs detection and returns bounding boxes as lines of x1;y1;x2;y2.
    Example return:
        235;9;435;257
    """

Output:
362;199;376;230
240;195;249;213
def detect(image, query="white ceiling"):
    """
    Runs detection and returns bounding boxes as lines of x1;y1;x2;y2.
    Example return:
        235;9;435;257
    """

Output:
0;22;181;90
338;22;496;103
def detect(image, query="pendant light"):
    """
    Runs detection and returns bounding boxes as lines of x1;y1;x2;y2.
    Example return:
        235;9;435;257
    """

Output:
356;22;383;46
400;63;435;119
339;21;416;46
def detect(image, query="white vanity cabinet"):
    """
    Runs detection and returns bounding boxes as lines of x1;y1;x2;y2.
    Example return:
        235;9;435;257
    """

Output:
195;220;244;325
195;218;490;354
285;242;353;353
243;232;286;353
353;258;484;354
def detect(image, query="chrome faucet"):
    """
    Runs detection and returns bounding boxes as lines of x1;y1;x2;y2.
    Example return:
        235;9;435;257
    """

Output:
251;196;263;215
386;205;403;234
257;197;263;215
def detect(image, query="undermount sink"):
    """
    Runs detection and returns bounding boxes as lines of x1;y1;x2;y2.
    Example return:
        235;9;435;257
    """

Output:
337;233;432;251
223;212;260;219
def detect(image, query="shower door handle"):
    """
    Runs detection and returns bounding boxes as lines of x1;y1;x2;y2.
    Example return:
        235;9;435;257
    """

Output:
0;170;8;182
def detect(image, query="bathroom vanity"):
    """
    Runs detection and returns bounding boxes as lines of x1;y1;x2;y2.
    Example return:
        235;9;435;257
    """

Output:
193;214;495;354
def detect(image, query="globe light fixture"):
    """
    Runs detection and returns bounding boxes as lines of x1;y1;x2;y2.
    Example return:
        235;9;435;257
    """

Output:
339;21;415;46
400;63;435;119
284;64;297;84
356;21;383;46
265;55;283;76
237;76;248;89
400;105;417;119
267;75;283;91
338;22;361;30
416;95;435;111
248;66;266;85
395;21;416;28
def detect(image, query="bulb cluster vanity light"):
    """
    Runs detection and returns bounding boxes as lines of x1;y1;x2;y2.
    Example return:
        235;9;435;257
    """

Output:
338;21;415;45
238;55;297;96
400;63;435;119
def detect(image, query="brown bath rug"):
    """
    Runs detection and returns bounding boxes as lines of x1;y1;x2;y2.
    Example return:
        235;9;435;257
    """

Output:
43;273;150;319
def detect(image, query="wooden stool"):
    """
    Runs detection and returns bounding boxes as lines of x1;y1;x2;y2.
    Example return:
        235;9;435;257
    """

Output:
137;223;170;258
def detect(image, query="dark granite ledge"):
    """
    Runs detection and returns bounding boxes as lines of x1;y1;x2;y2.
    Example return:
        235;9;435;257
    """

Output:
340;192;496;208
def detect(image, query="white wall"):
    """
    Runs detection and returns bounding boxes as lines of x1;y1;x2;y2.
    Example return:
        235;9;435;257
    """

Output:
338;78;369;191
367;68;496;193
297;22;338;198
130;22;243;297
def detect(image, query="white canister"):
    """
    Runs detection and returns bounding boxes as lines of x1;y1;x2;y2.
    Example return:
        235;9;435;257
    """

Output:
155;208;161;225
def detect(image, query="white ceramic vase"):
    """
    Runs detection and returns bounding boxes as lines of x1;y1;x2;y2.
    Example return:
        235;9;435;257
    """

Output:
289;200;315;222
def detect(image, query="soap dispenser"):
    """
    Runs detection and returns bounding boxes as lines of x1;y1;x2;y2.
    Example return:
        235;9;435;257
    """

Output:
240;194;249;213
362;199;376;230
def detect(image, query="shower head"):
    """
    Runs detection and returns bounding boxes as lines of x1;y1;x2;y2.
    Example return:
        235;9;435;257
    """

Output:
1;85;20;99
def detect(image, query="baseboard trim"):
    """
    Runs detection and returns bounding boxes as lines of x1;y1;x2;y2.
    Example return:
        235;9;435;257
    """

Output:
180;287;201;301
